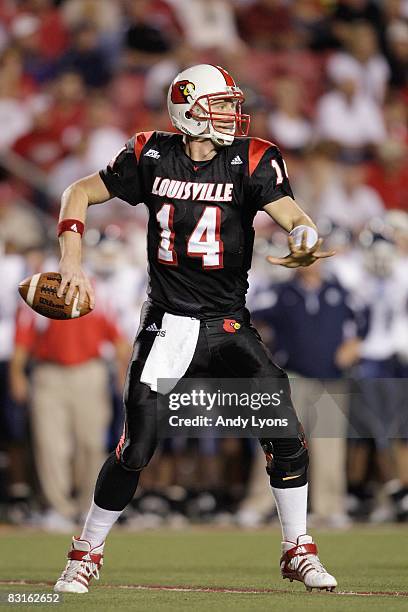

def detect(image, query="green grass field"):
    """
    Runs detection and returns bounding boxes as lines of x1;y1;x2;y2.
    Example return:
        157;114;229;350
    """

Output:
0;526;408;612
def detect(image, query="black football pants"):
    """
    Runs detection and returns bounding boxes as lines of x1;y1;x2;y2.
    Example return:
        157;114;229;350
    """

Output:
94;302;308;511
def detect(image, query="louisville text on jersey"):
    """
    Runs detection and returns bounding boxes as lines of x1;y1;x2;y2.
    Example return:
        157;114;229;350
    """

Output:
152;177;233;202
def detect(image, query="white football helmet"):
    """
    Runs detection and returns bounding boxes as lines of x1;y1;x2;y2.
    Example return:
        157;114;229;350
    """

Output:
167;64;250;146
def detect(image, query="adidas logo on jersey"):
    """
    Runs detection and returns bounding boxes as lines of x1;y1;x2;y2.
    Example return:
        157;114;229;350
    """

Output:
146;322;166;336
231;155;243;165
144;148;160;159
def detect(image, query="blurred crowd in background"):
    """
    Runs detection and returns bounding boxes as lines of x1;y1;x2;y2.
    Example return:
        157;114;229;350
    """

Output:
0;0;408;532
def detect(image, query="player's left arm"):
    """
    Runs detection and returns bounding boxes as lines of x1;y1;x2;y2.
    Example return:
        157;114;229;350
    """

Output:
263;196;335;268
263;195;314;233
246;139;334;268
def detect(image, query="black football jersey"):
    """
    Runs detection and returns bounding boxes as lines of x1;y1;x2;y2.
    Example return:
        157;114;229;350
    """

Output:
99;131;293;318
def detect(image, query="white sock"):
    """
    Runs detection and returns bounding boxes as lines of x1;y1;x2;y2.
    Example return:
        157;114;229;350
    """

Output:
271;483;308;543
80;501;123;548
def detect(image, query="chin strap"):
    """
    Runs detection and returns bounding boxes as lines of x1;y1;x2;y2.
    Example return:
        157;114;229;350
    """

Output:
208;124;234;146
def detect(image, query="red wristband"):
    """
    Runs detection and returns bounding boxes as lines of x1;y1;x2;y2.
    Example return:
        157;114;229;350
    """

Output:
57;219;85;238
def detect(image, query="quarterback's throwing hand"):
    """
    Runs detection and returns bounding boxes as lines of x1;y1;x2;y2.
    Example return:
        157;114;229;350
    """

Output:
57;260;95;308
267;233;335;268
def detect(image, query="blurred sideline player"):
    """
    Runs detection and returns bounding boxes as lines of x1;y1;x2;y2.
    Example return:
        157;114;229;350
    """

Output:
53;64;337;593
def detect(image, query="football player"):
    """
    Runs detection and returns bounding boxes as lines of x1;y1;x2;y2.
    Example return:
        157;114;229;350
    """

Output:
53;64;337;593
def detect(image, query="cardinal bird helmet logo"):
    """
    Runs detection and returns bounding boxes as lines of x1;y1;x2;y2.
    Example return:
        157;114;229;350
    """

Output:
171;80;196;104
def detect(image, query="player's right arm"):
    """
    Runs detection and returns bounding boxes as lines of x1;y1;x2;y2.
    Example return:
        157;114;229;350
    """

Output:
58;135;145;307
57;172;111;308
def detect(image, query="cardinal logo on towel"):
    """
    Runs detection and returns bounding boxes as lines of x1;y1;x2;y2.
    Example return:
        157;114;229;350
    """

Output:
223;319;241;333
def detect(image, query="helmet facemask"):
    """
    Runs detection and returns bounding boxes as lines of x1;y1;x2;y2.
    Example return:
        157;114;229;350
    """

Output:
188;91;250;146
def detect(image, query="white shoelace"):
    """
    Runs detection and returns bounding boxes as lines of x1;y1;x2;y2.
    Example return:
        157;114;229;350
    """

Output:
61;558;100;583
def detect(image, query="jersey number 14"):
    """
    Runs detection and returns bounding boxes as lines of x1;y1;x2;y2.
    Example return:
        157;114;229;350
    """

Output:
157;204;223;269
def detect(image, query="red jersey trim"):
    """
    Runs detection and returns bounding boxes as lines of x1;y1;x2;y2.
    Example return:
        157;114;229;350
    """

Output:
248;137;273;177
134;131;154;162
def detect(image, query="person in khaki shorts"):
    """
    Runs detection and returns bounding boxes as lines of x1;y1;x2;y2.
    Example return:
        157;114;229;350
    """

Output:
9;300;129;530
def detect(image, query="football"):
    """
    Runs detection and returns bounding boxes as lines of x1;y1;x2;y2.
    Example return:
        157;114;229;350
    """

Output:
18;272;92;320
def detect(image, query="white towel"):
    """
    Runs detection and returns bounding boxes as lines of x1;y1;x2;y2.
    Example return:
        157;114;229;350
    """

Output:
140;312;200;394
